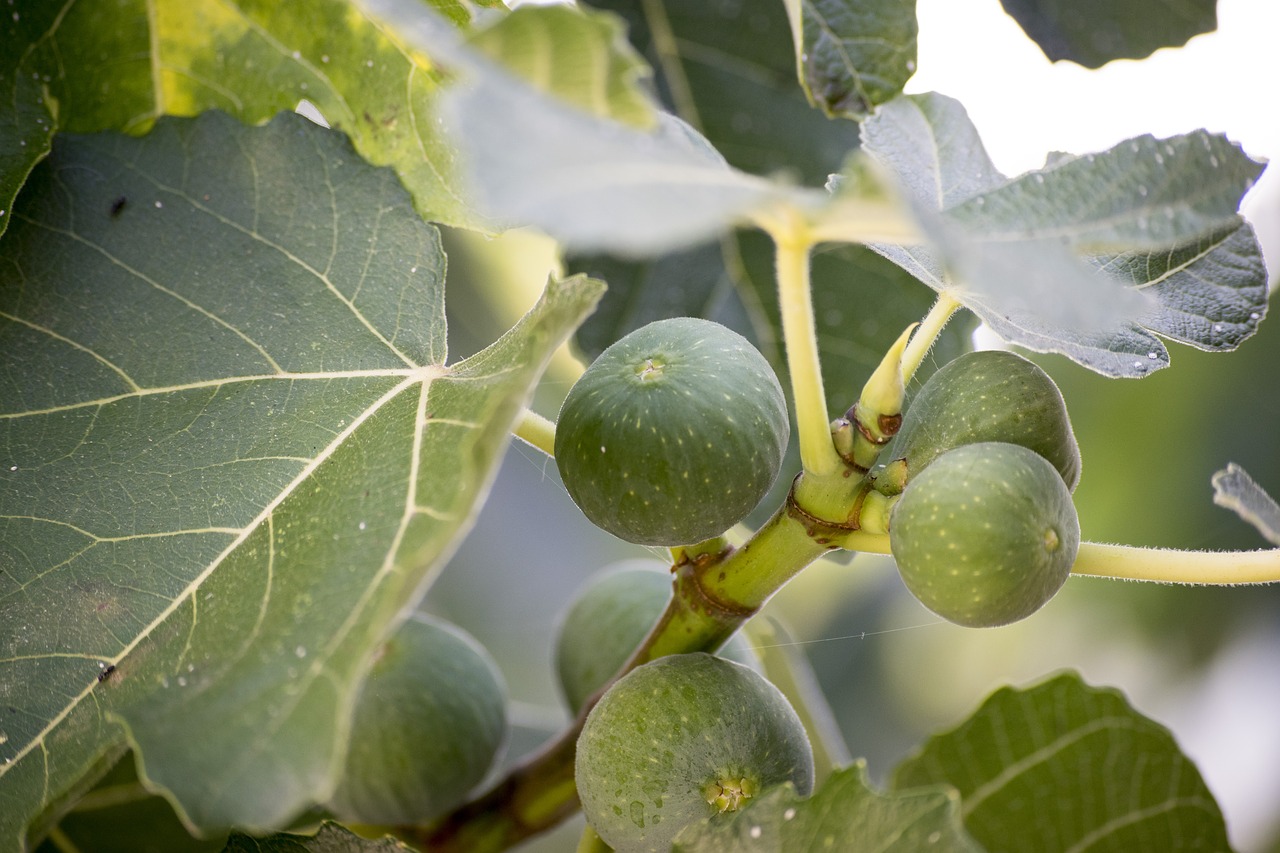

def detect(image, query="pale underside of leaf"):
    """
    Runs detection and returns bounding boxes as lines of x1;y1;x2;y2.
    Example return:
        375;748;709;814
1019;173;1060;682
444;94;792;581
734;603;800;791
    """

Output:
859;93;1269;378
1212;463;1280;547
0;110;602;846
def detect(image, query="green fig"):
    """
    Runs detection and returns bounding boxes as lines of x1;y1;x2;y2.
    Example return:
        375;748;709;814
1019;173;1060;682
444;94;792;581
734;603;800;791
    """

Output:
889;442;1080;628
327;614;507;825
883;350;1080;493
555;317;789;546
576;653;813;852
554;560;760;714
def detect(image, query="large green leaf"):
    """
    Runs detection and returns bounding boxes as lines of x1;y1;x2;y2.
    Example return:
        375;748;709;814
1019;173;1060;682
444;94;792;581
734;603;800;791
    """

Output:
783;0;918;119
0;110;603;846
671;763;982;852
0;0;503;232
586;0;860;186
892;673;1232;852
999;0;1217;68
861;93;1269;377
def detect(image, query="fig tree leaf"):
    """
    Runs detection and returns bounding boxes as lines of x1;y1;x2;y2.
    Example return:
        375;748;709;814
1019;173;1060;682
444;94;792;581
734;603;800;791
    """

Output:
1212;463;1280;547
223;823;413;852
0;110;603;844
0;0;500;231
465;3;658;129
671;762;982;852
860;93;1270;378
586;0;860;186
999;0;1217;68
892;672;1232;852
33;754;226;853
437;47;808;255
0;5;61;240
782;0;918;119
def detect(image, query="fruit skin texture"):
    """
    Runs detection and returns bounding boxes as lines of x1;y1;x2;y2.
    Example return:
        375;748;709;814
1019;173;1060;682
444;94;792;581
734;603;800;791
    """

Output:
886;350;1081;492
889;442;1080;628
576;653;814;852
327;614;508;825
554;560;760;714
555;317;789;546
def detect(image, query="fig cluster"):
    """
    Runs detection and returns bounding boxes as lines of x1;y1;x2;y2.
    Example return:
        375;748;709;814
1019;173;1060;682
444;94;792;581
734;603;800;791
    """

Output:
882;351;1082;628
555;318;789;547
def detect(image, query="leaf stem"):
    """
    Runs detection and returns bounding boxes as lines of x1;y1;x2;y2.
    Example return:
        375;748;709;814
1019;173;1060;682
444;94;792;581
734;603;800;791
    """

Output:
901;292;961;384
770;218;841;479
1071;542;1280;585
511;407;556;457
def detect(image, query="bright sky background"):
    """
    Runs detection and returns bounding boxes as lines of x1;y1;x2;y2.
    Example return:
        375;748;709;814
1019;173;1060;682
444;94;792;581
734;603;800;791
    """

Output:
907;0;1279;282
908;3;1279;846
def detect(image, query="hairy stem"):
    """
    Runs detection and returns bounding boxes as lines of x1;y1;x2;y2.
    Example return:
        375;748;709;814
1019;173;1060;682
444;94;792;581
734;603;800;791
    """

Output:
1071;542;1280;585
901;292;961;384
511;408;556;457
771;222;842;479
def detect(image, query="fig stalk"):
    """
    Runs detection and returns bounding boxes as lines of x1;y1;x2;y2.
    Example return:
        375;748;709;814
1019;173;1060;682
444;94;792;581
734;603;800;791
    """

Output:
769;218;842;479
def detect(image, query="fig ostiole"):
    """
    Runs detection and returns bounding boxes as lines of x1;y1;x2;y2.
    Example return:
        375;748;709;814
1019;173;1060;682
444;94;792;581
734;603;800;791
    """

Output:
327;614;507;825
554;560;760;715
888;442;1080;628
884;350;1081;493
575;653;813;852
555;317;789;547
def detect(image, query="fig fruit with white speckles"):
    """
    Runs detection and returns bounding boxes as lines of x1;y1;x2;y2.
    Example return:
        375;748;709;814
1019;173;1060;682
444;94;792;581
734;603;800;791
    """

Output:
555;318;789;546
884;350;1080;493
575;653;813;852
327;614;508;825
554;560;760;714
889;442;1080;628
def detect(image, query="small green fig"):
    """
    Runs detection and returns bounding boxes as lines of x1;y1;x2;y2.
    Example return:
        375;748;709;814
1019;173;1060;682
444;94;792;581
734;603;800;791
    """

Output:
554;560;759;714
889;442;1080;628
555;317;789;546
576;653;813;852
885;350;1080;492
327;614;507;825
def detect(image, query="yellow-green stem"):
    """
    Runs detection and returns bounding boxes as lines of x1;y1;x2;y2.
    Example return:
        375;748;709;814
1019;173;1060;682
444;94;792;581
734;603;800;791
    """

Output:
1072;542;1280;585
771;224;842;479
901;292;961;384
512;408;556;457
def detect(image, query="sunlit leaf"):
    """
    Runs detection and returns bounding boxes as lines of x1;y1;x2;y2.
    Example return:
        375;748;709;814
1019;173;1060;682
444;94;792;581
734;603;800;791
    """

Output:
0;0;502;232
0;110;602;844
1000;0;1217;68
783;0;918;119
1212;463;1280;546
860;93;1269;377
672;763;982;852
892;673;1231;852
466;3;658;129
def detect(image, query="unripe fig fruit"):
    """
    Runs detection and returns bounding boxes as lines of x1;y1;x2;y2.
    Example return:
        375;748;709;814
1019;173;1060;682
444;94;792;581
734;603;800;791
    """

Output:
576;653;813;852
889;442;1080;628
328;614;507;825
886;350;1080;492
554;560;759;714
555;317;789;546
